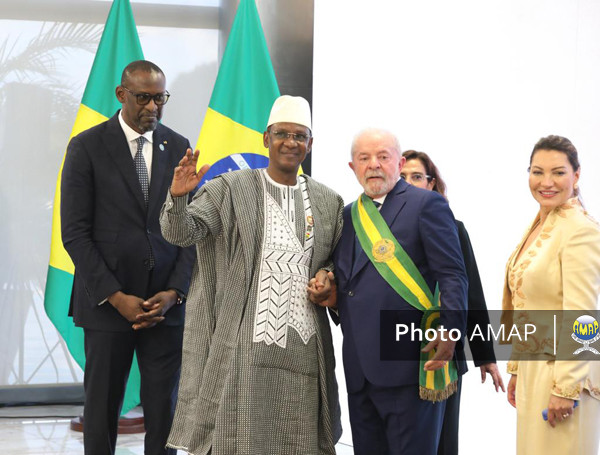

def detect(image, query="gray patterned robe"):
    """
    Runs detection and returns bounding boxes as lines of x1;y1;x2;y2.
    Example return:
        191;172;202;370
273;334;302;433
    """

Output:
160;169;343;455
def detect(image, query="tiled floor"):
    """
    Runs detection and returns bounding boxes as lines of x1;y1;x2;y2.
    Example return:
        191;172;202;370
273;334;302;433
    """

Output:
0;405;354;454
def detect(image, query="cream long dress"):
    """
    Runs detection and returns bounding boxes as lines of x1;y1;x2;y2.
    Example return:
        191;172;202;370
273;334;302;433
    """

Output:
503;198;600;454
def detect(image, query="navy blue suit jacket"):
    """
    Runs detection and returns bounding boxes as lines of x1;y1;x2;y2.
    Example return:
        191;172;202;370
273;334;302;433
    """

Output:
61;112;195;331
333;179;468;393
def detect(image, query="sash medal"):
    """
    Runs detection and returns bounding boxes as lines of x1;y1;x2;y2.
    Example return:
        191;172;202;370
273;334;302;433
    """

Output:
351;194;458;401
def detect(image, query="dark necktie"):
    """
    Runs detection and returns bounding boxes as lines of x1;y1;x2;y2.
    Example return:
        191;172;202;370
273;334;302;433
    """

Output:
134;136;149;206
352;200;381;273
134;136;154;270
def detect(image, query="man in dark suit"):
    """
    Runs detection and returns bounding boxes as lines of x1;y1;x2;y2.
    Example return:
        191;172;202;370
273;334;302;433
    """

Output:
61;60;195;455
329;128;468;455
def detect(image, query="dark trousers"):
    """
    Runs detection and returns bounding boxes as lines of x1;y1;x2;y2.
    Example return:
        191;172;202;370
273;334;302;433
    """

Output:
348;380;446;455
437;375;462;455
83;325;183;455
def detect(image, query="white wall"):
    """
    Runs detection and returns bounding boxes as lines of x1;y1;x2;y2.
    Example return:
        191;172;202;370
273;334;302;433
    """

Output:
312;0;600;452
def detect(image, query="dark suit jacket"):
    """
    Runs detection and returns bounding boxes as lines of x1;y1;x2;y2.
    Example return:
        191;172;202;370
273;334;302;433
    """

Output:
61;112;195;332
333;179;468;393
455;220;496;366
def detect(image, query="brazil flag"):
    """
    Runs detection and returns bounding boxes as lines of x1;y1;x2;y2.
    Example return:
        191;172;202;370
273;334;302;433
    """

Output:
196;0;280;184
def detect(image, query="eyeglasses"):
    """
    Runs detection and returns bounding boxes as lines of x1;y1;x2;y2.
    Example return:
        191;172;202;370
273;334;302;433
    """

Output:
270;130;311;143
121;86;170;106
401;172;432;183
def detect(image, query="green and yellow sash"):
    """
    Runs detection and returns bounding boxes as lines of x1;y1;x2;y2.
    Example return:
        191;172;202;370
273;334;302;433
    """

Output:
351;194;458;401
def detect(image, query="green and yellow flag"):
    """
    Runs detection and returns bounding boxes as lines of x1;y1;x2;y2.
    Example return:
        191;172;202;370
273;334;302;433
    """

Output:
195;0;280;182
44;0;144;414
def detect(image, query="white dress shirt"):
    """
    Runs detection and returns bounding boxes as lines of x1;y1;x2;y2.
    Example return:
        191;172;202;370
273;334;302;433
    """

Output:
118;110;154;182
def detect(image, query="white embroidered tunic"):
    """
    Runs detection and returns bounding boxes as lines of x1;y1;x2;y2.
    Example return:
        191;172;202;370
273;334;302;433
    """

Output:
253;170;316;348
161;169;344;455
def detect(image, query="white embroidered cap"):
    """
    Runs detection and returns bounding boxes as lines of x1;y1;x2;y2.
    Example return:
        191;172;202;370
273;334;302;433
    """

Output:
266;95;312;130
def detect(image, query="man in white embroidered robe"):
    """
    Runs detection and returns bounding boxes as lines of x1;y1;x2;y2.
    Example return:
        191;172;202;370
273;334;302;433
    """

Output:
160;96;343;455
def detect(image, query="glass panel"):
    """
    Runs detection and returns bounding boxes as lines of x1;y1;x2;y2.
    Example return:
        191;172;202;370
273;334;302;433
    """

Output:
0;17;217;388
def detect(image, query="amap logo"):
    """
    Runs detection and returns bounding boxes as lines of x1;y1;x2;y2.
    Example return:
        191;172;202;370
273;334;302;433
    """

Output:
572;315;600;355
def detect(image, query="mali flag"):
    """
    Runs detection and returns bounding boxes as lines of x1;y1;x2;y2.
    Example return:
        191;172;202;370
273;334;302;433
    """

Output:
196;0;280;182
44;0;144;415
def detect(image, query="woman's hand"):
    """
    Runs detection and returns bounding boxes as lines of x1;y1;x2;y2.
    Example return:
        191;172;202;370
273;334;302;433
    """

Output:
507;375;517;408
546;395;575;428
479;363;506;392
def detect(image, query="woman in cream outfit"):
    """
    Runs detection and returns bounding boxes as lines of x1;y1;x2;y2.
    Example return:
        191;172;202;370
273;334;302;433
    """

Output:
504;135;600;454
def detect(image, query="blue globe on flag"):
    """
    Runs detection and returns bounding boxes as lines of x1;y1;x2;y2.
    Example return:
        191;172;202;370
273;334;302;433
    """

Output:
199;153;269;187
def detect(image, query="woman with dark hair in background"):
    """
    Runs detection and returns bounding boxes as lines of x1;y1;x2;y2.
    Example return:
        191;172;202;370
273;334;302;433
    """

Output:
503;136;600;454
401;150;504;455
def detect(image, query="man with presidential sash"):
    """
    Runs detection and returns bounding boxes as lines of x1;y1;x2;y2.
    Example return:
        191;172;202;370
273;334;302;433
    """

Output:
325;128;468;455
